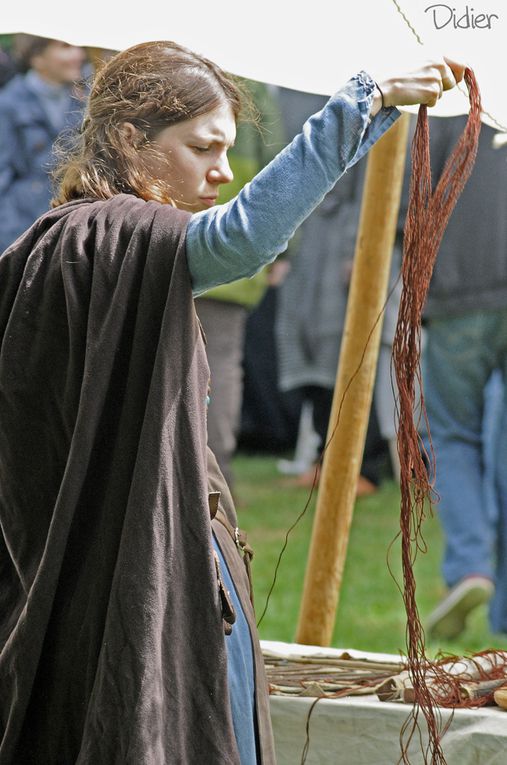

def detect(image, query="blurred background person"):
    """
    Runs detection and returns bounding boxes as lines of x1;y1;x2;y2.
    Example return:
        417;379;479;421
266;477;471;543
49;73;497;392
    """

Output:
420;115;507;639
274;87;400;494
0;35;86;252
0;35;17;88
239;257;304;459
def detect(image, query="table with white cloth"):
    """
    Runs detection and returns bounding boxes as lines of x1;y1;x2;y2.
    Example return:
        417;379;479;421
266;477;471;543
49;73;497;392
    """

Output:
262;640;507;765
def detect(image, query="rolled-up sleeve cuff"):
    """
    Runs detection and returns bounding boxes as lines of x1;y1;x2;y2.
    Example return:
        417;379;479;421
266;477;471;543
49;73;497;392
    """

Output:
348;70;401;164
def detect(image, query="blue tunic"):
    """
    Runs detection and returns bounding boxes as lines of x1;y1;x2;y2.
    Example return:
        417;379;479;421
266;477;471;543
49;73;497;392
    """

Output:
213;536;257;765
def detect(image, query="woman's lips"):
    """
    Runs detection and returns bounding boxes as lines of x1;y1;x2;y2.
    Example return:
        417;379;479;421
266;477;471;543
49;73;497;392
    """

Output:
200;197;218;207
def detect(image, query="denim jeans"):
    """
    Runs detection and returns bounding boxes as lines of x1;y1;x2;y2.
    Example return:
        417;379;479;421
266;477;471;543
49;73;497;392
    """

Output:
424;309;507;632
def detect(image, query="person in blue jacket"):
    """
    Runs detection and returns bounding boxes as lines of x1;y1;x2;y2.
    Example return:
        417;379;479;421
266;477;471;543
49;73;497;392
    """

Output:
0;34;85;252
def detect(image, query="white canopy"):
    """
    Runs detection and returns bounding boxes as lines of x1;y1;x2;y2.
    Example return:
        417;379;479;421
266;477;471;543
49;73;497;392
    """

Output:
2;0;505;128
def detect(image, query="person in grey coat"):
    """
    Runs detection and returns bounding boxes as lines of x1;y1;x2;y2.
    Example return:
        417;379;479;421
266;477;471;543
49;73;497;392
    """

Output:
275;87;401;490
421;115;507;640
0;35;85;253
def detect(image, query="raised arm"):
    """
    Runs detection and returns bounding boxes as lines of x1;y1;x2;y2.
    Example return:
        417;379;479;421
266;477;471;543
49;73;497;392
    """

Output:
186;58;465;295
187;72;396;295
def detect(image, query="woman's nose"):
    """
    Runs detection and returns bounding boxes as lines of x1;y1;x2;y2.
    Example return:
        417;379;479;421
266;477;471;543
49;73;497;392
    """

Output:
208;156;234;185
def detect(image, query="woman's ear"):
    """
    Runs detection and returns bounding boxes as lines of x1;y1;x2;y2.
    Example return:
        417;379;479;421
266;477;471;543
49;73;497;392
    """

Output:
120;122;142;146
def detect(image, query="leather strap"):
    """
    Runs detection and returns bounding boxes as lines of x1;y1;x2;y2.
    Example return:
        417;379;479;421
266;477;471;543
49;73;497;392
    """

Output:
213;549;236;635
214;507;255;607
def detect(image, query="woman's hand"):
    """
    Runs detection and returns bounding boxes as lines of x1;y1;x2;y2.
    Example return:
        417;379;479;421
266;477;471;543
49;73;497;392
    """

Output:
373;57;465;113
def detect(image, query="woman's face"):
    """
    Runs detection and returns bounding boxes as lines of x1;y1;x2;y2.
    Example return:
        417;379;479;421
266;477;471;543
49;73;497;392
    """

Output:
143;101;236;213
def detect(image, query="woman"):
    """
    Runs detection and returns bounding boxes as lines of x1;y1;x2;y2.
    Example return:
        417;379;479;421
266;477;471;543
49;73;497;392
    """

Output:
0;41;463;764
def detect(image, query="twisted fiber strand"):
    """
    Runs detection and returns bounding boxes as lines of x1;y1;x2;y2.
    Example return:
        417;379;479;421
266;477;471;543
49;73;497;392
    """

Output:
392;68;482;764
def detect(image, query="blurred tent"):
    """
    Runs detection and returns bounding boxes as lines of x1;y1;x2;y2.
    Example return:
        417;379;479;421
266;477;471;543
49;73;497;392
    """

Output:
1;0;505;128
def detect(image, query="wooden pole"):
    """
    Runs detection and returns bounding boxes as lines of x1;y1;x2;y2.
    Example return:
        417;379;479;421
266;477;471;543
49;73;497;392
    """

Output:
296;113;411;647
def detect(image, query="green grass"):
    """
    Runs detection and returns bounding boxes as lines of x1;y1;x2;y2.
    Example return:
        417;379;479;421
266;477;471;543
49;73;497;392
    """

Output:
233;453;507;659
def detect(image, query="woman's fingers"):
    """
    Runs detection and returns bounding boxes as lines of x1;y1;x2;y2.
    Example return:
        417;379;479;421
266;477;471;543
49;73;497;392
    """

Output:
443;56;466;86
425;76;443;107
433;60;458;91
420;60;459;102
378;57;466;107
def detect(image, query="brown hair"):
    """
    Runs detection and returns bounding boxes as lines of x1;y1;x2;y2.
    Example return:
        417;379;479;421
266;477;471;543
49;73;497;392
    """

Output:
52;41;244;206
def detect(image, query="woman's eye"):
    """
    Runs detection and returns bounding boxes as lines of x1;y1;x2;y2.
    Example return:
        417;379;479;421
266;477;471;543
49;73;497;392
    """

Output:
192;146;210;153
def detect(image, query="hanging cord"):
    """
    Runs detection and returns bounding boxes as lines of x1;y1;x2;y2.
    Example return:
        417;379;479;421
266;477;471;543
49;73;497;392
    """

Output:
257;70;487;765
392;67;482;764
259;71;483;765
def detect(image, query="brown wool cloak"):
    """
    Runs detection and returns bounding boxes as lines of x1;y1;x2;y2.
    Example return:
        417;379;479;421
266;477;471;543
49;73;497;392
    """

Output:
0;194;252;764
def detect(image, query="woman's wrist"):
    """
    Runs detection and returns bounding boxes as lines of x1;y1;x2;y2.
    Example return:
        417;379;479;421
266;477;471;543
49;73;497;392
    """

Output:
375;78;399;109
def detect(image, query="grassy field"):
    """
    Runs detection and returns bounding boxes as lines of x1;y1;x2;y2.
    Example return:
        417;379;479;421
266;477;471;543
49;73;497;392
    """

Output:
233;453;507;658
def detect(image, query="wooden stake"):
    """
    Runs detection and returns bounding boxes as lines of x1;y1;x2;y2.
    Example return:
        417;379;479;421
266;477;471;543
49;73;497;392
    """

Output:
296;113;411;647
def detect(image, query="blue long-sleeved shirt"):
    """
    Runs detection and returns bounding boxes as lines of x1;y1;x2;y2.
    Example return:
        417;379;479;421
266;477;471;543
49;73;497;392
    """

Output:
186;71;400;296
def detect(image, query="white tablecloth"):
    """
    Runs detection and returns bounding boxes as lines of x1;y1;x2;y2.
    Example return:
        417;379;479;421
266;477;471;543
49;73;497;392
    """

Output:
262;641;507;765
